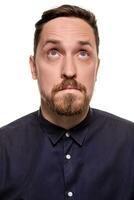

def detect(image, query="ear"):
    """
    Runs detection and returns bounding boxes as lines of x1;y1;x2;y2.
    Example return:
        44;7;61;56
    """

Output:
29;55;37;80
95;58;100;81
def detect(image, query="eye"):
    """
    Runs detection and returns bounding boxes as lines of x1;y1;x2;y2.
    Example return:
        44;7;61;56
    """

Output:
48;49;59;58
79;50;89;57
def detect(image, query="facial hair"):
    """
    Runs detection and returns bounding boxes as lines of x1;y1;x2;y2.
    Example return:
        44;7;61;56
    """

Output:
42;79;89;116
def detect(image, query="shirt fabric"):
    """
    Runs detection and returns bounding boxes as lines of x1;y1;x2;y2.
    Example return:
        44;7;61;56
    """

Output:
0;108;134;200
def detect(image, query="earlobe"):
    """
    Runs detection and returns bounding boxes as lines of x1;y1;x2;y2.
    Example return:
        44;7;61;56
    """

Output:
29;55;37;80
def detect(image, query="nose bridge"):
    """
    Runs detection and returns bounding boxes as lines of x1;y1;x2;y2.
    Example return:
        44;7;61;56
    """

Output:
61;53;77;78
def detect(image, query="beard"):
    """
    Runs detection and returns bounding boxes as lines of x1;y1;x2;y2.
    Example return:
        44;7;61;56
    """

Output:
41;79;90;116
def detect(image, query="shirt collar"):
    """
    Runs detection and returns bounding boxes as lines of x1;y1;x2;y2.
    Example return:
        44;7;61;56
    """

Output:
38;108;93;146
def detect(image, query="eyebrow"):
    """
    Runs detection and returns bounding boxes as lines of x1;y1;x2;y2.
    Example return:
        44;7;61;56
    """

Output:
78;41;92;47
44;39;60;45
43;39;93;48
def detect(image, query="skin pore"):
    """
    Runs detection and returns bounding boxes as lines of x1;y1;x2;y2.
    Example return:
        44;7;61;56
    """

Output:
30;17;99;129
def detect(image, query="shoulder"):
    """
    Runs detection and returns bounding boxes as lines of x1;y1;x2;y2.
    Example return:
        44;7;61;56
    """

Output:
88;108;134;157
0;111;39;138
91;108;134;133
92;108;134;125
0;111;42;190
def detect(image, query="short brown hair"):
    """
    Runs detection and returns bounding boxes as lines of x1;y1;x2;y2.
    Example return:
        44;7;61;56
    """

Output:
34;4;99;55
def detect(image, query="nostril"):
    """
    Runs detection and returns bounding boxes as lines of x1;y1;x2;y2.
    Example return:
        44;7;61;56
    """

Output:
61;73;76;79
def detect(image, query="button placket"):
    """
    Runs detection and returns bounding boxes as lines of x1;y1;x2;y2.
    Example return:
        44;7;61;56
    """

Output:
64;133;72;162
63;133;74;199
64;135;72;162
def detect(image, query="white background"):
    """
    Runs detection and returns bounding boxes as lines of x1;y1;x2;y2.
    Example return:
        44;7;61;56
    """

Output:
0;0;134;126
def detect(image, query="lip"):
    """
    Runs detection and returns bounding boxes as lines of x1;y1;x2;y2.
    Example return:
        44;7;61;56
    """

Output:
64;88;76;90
61;86;79;90
60;87;81;92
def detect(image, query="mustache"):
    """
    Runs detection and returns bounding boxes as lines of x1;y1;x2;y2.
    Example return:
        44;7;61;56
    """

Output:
52;79;86;94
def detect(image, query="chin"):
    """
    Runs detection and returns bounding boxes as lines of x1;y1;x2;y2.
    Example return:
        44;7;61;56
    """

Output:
52;93;89;116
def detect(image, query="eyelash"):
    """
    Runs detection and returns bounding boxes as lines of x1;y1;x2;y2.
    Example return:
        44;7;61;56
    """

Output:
48;49;59;56
47;48;90;58
79;50;89;57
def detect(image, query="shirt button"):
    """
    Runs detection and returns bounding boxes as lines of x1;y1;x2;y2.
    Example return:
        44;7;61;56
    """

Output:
65;132;70;137
68;191;73;197
66;154;71;159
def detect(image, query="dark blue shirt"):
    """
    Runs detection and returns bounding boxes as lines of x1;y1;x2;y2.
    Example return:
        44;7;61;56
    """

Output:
0;108;134;200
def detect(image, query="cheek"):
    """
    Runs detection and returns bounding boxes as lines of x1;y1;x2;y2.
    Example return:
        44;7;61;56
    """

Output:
38;75;51;93
37;65;60;95
78;68;97;94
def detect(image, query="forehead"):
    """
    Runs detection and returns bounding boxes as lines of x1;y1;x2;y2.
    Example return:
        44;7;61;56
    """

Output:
39;17;96;47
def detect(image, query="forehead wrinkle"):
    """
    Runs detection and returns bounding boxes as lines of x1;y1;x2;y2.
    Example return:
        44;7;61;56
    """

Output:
40;31;95;48
40;17;96;46
42;38;93;49
42;24;95;41
43;29;93;39
43;17;93;33
39;19;96;50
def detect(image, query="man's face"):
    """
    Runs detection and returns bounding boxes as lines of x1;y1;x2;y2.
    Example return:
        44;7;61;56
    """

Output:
30;17;99;116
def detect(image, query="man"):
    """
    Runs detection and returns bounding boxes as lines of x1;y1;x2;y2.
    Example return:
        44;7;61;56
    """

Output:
0;4;134;200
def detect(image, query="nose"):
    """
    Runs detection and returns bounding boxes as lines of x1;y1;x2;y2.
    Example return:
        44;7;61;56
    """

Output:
61;55;77;79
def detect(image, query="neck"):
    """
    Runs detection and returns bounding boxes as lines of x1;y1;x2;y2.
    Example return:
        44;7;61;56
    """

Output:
41;104;90;130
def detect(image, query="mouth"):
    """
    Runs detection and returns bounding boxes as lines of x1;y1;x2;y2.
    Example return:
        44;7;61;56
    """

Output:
53;79;86;94
60;86;80;91
56;87;82;95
